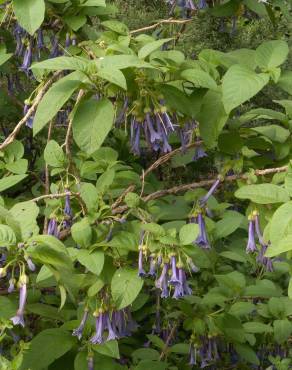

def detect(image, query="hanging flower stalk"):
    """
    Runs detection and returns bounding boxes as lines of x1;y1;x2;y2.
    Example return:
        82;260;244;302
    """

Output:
10;274;28;327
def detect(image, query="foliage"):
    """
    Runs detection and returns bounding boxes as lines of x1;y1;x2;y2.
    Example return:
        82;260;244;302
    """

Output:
0;0;292;369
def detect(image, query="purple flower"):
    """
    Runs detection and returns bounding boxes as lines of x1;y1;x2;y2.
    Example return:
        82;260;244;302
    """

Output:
10;279;27;327
198;0;207;9
161;112;175;132
138;247;147;277
200;179;220;206
26;257;36;271
116;97;128;126
156;263;169;298
87;356;94;370
63;193;73;229
90;313;105;344
189;343;197;365
50;36;60;58
47;218;59;238
173;268;192;299
23;104;34;128
246;220;257;253
169;255;180;286
187;257;200;273
193;145;207;161
8;279;15;293
20;44;32;73
161;276;170;298
195;213;210;249
145;113;161;143
106;313;119;341
72;308;89;340
37;29;44;49
65;33;71;48
130;119;141;156
149;255;157;277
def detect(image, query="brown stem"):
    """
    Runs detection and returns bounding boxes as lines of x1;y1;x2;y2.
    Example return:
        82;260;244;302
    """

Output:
130;18;193;35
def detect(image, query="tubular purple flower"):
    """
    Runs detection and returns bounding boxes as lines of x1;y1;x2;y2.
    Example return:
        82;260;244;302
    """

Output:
72;309;89;340
189;343;197;365
161;276;169;298
23;104;34;128
138;247;147;277
20;44;32;73
162;112;175;132
149;255;157;277
200;178;220;206
10;279;27;327
8;279;15;293
106;313;119;341
47;218;59;238
26;257;36;271
50;36;59;58
145;113;161;143
254;214;265;247
155;263;169;290
65;33;71;48
187;258;200;273
186;0;196;10
246;220;257;253
195;213;210;249
169;255;180;285
90;313;105;344
37;29;44;49
198;0;207;9
87;356;94;370
130;118;141;156
193;145;207;161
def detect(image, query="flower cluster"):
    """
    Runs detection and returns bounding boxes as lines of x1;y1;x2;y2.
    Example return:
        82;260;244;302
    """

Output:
189;336;219;367
72;306;137;343
246;211;273;272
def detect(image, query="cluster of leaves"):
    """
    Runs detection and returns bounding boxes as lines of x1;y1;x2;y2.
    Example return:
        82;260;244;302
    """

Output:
0;0;292;369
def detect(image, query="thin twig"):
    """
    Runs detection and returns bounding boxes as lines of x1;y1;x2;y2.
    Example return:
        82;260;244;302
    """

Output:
130;18;193;35
31;191;79;203
0;71;62;151
159;323;178;360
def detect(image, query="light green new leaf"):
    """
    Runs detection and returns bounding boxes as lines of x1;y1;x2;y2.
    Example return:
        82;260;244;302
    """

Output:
64;15;86;31
0;52;12;67
111;268;144;309
222;65;269;113
97;68;127;89
20;329;75;370
214;211;244;239
5;159;28;175
235;184;290;204
33;73;82;136
93;340;120;359
255;40;289;69
101;20;129;35
77;250;104;275
10;201;39;240
0;174;27;192
251;125;290;143
269;202;292;247
13;0;45;35
181;69;217;90
44;140;66;167
71;219;92;248
0;225;16;247
138;38;172;59
72;98;114;155
265;235;292;257
179;223;199;245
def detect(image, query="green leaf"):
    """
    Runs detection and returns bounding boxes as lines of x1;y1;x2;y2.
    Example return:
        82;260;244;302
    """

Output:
111;267;144;309
13;0;45;35
222;65;269;113
134;361;168;370
214;211;244;239
72;98;114;155
197;89;228;148
255;40;289;69
80;0;106;6
0;225;16;247
32;57;90;71
265;235;292;257
181;69;217;90
96;168;115;193
245;279;281;298
179;223;199;245
97;68;127;89
234;343;260;365
158;84;192;116
10;201;39;240
288;278;292;299
80;183;99;211
141;223;165;237
229;302;255;317
6;159;28;175
235;184;290;204
125;192;140;208
0;296;17;319
44;140;66;167
269;201;292;247
132;348;160;361
138;38;172;59
71;219;92;248
64;15;87;31
0;174;27;192
273;319;292;344
278;70;292;95
251;125;290;143
20;329;75;370
76;249;104;275
93;340;120;359
0;52;12;67
243;322;273;333
33;73;82;136
101;20;129;35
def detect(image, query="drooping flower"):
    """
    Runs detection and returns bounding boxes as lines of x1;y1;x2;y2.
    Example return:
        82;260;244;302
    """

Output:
198;0;207;9
106;313;119;341
187;257;200;273
246;219;257;253
195;213;210;249
72;308;89;340
173;267;192;299
138;246;147;277
47;218;59;238
10;276;28;327
130;118;141;156
145;113;161;144
63;193;73;229
193;145;207;161
20;43;32;73
155;263;169;298
50;36;60;58
87;355;94;370
8;278;15;293
25;257;36;272
169;255;180;286
37;29;44;49
199;178;220;206
148;254;157;277
189;343;197;365
90;312;105;344
23;104;34;129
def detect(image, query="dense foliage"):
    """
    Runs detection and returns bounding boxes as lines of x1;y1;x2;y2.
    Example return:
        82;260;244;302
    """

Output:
0;0;292;369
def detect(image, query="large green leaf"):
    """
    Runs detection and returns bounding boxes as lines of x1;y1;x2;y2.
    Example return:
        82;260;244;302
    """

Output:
0;174;27;192
235;184;290;204
138;38;172;59
180;69;217;90
76;250;104;275
44;140;66;167
251;125;290;143
13;0;45;35
265;235;292;257
97;68;127;90
71;219;92;248
0;225;16;247
111;268;144;310
20;329;75;370
33;72;82;136
31;56;90;71
278;71;292;95
179;223;199;245
255;40;289;69
10;201;39;240
269;202;292;247
197;89;228;148
214;211;244;239
72;98;114;155
222;65;269;113
0;52;12;67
